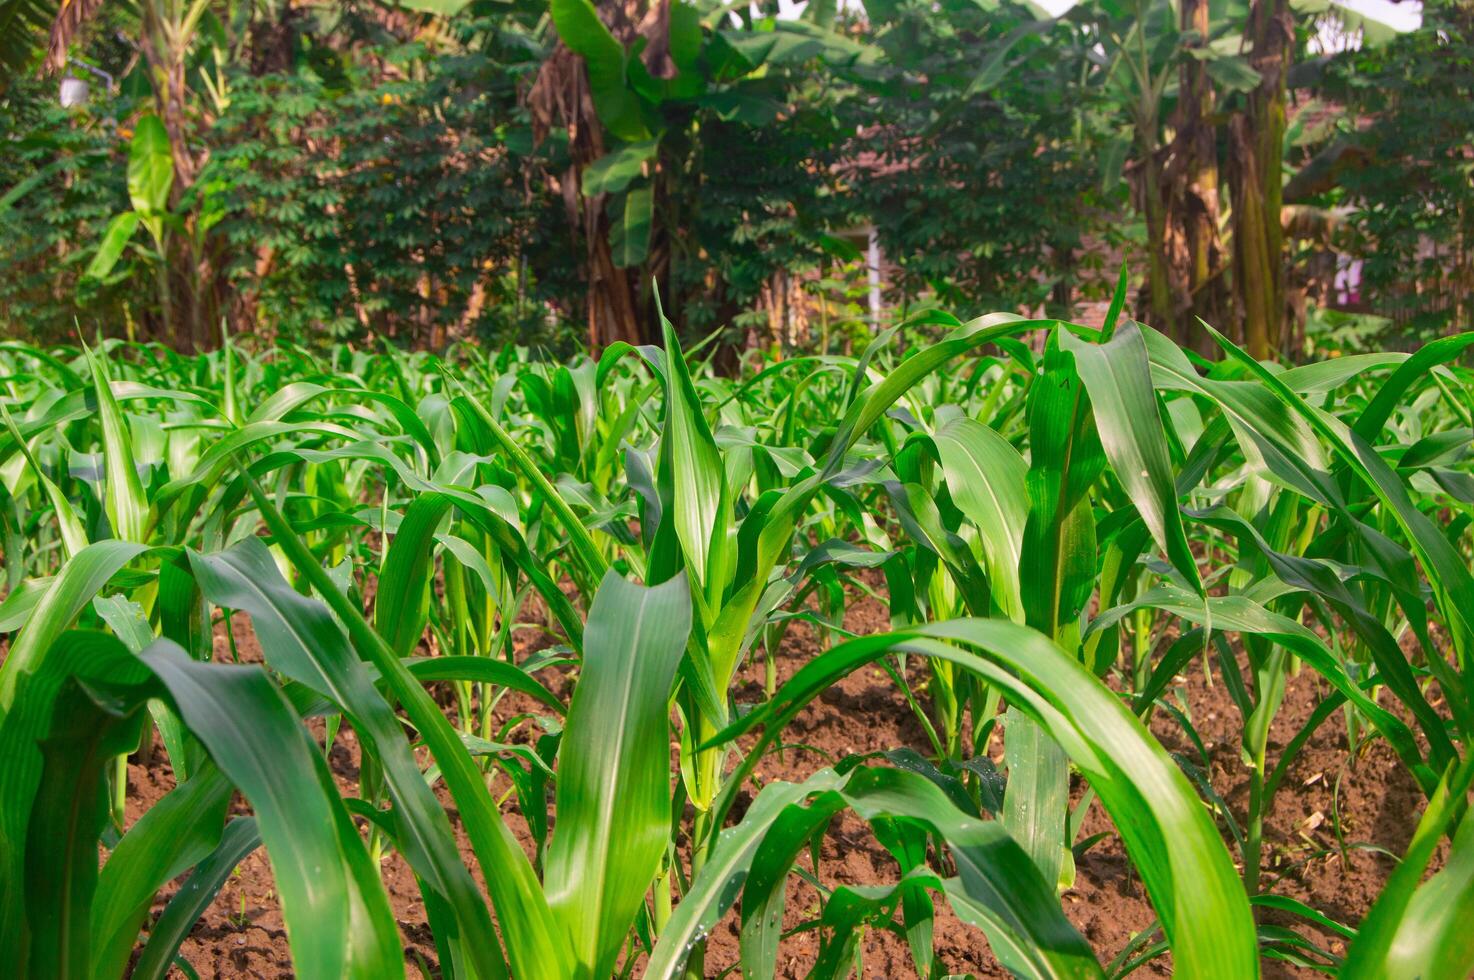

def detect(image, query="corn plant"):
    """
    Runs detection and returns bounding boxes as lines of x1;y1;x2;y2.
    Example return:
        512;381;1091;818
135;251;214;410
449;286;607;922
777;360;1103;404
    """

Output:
0;284;1471;978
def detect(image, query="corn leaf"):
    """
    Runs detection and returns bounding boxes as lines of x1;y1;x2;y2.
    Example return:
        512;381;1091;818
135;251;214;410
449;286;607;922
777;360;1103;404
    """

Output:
544;570;691;978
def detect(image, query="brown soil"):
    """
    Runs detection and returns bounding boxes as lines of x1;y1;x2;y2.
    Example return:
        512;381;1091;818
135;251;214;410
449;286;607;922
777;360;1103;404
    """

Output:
119;586;1432;979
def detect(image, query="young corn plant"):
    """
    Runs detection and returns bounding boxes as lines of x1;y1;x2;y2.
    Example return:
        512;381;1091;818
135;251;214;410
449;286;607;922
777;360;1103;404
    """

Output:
0;295;1471;978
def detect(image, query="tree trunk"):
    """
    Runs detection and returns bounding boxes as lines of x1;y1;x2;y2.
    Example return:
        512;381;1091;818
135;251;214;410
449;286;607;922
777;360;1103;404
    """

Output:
531;41;651;351
1229;0;1292;359
1138;129;1174;332
138;3;203;351
587;224;643;347
530;2;675;352
1175;0;1229;348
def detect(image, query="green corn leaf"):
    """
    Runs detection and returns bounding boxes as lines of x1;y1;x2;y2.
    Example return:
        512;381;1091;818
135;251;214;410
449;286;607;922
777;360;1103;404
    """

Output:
1353;333;1474;442
1061;321;1201;595
646;771;849;980
141;640;404;978
90;765;234;979
1143;326;1341;507
934;417;1028;622
0;404;86;560
738;790;848;979
1002;705;1071;893
1019;330;1104;643
131;818;262;980
1009;329;1103;890
0;538;148;956
1090;585;1435;793
188;537;509;980
375;493;450;656
1202;322;1474;673
1190;505;1460;768
715;316;1045;693
845;766;1101;978
241;470;569;980
707;618;1259;977
12;630;402;979
670;763;1100;980
1339;757;1474;980
544;570;691;979
84;348;148;544
23;648;152;980
0;577;54;633
406;656;565;714
449;390;609;588
656;294;733;603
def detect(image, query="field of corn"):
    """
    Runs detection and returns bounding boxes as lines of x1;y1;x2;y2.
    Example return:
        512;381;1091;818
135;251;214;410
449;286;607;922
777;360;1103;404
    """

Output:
1;284;1472;979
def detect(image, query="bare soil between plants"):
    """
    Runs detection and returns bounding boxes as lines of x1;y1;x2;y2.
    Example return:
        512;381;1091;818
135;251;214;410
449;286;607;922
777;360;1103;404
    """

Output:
119;580;1429;979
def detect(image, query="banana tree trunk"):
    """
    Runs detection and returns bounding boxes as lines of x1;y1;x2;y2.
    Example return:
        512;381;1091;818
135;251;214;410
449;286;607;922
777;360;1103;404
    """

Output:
1138;130;1174;332
138;2;203;351
1176;0;1228;348
1229;0;1292;360
531;41;651;351
588;226;644;348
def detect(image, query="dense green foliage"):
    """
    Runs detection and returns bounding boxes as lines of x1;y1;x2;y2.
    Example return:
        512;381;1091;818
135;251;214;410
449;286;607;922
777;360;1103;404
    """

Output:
1;289;1473;975
5;0;1467;354
207;35;580;347
1317;0;1474;335
841;0;1100;314
0;78;128;329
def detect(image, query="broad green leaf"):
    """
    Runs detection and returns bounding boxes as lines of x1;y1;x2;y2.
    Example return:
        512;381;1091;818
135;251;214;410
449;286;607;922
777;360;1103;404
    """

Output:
934;417;1028;622
0;539;149;956
544;571;691;979
82;211;140;282
609;186;653;268
85;348;148;544
583;140;659;197
738;790;848;978
393;0;471;13
1062;321;1201;594
1201;51;1261;92
126;115;172;217
189;538;509;980
550;0;648;140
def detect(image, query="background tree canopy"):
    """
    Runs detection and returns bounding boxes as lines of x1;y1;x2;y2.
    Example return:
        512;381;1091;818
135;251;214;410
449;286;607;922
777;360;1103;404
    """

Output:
0;0;1468;358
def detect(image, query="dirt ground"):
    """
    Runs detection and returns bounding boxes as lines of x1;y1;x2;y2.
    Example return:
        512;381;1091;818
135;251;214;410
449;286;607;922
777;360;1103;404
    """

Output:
119;581;1431;979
